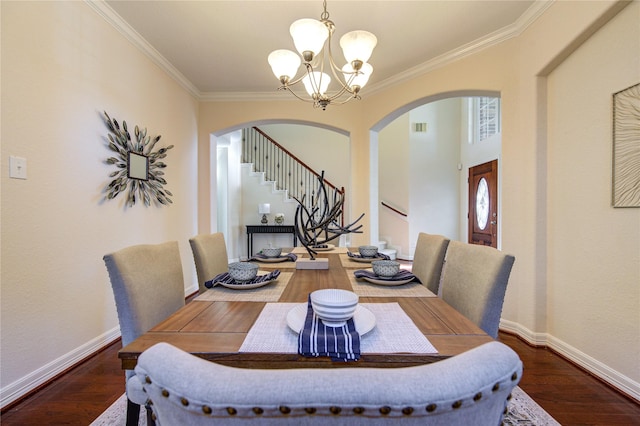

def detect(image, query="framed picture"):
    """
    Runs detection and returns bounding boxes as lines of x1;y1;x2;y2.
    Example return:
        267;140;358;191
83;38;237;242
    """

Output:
612;82;640;207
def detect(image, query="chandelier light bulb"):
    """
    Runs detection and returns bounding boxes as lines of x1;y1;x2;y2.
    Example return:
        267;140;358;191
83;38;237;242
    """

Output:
290;18;329;62
268;49;301;83
340;30;377;65
302;72;331;97
342;62;373;90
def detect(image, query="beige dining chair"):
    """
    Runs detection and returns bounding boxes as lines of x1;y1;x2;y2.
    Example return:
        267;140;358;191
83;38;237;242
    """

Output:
103;241;186;426
136;341;522;425
189;232;229;294
439;241;515;339
411;232;450;295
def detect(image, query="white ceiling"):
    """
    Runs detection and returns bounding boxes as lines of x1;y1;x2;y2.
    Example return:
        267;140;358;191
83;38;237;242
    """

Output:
102;1;548;99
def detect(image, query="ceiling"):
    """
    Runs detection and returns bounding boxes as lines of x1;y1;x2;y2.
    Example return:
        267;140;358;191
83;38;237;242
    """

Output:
103;1;547;99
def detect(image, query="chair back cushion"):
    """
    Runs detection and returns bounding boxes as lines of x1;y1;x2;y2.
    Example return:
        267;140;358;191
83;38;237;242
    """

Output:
103;241;185;347
440;241;515;338
136;341;522;425
189;233;229;294
411;233;450;295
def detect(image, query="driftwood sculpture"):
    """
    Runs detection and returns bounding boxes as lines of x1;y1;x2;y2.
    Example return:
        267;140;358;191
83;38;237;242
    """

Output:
293;171;364;260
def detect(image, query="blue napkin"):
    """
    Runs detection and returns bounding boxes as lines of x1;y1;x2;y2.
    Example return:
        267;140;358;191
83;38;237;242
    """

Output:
205;269;281;288
353;269;420;282
347;251;391;260
298;296;360;362
250;252;298;262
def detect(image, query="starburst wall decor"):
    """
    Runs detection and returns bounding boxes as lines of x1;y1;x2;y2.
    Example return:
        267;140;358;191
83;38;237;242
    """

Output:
102;111;173;207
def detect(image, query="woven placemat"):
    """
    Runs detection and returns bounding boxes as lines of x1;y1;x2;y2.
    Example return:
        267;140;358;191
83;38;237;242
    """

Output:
195;271;293;302
239;302;437;354
339;253;384;268
347;269;436;298
249;255;300;269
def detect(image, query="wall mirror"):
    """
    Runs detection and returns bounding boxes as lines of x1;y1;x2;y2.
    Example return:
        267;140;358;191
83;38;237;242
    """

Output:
128;151;149;181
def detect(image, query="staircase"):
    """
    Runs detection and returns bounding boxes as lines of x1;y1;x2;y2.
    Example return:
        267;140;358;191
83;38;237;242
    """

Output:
241;127;345;226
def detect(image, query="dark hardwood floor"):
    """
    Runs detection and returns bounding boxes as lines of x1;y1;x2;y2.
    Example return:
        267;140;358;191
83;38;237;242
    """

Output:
2;331;638;425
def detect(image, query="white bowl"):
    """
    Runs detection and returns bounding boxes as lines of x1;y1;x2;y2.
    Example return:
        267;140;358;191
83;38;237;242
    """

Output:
358;245;379;258
372;260;400;277
261;247;282;258
310;289;358;326
228;262;258;282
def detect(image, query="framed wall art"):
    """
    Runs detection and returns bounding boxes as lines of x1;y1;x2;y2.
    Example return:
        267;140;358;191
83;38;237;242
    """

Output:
612;83;640;208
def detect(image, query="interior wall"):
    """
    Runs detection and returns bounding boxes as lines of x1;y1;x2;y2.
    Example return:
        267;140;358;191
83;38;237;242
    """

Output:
0;1;199;406
378;114;410;256
408;100;462;249
546;0;639;393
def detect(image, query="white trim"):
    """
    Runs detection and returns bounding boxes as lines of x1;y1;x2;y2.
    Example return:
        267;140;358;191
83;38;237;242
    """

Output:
500;319;640;402
0;327;121;409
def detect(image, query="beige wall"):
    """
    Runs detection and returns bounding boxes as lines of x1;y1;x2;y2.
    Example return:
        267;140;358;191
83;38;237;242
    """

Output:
2;0;638;407
1;1;199;406
546;0;640;391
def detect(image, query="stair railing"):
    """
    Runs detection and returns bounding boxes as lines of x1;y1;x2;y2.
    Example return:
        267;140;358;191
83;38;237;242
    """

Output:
242;127;344;226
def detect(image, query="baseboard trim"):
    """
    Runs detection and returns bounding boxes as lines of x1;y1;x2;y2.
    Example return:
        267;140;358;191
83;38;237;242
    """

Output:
0;327;121;410
500;319;640;403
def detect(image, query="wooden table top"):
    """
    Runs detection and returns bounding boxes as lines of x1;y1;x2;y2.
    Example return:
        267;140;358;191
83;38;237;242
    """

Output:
119;253;492;370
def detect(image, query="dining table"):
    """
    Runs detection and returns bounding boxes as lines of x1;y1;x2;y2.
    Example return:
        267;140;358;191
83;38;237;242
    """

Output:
119;248;493;370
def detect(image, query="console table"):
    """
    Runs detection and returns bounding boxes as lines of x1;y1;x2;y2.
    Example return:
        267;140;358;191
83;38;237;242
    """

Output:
246;225;297;257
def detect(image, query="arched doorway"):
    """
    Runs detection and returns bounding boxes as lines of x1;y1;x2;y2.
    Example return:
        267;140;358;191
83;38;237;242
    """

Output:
370;91;502;259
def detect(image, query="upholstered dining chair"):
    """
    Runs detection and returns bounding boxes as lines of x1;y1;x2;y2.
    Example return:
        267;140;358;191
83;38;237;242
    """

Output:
103;241;186;426
189;232;229;294
136;341;522;425
439;241;515;339
411;232;451;295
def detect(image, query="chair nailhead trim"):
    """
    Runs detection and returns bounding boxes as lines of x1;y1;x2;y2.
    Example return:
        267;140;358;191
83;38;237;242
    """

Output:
380;406;391;415
145;376;152;384
304;407;316;414
511;372;518;381
151;412;157;421
426;403;437;412
492;383;500;392
279;406;291;414
253;407;264;415
474;392;483;401
504;407;508;415
330;406;341;415
202;405;212;415
402;407;414;415
180;397;189;406
507;393;512;401
452;400;462;409
161;389;170;397
226;407;237;415
353;407;365;414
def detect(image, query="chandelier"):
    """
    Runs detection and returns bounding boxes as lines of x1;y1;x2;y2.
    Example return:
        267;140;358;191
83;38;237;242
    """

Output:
267;0;377;110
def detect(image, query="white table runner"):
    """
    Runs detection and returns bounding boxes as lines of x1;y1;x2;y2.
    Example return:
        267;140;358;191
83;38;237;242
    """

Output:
239;302;438;354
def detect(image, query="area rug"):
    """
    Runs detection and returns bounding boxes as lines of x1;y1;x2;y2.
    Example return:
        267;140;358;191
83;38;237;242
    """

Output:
90;386;560;425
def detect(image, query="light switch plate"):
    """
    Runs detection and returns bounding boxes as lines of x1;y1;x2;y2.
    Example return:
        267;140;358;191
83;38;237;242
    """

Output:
9;156;27;179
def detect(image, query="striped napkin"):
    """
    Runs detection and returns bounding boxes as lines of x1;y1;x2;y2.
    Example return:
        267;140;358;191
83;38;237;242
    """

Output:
298;296;360;362
353;269;420;282
347;251;391;260
250;252;298;262
205;269;281;288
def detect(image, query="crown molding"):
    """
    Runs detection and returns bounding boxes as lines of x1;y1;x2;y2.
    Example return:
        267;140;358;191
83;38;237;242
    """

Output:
89;0;553;103
86;0;201;99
